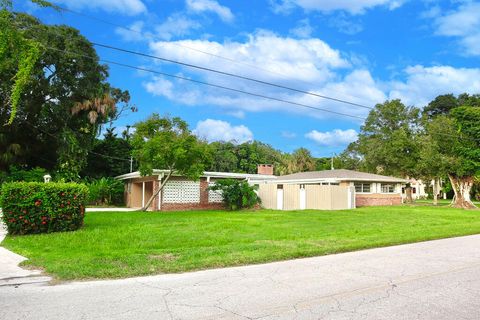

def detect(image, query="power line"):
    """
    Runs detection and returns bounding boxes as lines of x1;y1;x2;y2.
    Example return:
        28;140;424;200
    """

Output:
40;44;367;120
44;2;377;106
49;4;299;80
92;42;373;110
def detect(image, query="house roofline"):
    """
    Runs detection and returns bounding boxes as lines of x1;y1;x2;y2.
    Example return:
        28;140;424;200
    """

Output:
266;177;408;184
115;170;277;181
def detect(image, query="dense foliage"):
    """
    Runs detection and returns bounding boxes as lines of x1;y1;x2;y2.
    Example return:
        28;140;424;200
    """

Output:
208;179;261;210
0;10;132;180
131;114;212;210
0;182;88;235
87;177;124;206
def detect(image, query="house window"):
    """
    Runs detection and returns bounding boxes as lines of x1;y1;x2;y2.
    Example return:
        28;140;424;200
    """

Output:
381;184;395;193
354;182;371;193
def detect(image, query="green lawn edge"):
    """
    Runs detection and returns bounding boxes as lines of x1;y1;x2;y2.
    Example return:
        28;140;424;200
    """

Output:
2;205;480;281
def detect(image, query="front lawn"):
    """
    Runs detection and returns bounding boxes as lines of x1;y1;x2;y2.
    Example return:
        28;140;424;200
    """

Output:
2;206;480;280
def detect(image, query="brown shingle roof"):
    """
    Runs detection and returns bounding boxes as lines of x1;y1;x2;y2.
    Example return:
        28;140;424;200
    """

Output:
278;169;408;183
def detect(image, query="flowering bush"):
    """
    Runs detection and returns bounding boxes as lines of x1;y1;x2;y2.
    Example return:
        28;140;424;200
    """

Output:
0;182;88;235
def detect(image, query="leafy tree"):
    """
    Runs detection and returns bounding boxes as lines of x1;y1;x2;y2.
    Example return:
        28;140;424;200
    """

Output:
423;94;458;119
0;0;51;124
83;127;133;178
208;179;260;210
422;109;479;208
131;114;212;211
356;100;421;202
0;12;132;179
335;142;365;171
209;141;239;172
421;93;480;208
357;100;420;175
286;148;316;173
416;131;449;205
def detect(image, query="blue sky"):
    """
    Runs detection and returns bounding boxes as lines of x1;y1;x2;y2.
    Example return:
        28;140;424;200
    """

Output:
19;0;480;157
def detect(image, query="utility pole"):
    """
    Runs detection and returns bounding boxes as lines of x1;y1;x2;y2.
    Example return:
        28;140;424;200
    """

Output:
331;153;335;170
130;156;133;173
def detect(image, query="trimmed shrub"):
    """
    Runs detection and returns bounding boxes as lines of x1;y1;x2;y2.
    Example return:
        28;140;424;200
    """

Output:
0;182;88;235
208;179;261;210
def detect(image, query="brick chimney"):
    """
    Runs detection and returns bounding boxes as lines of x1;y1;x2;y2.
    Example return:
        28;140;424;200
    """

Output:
257;164;274;175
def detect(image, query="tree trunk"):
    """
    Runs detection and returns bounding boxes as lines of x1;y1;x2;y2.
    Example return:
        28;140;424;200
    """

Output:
141;171;172;212
405;186;413;203
448;174;477;209
432;178;438;206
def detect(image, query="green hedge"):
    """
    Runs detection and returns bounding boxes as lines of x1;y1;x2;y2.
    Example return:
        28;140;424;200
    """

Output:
0;182;88;235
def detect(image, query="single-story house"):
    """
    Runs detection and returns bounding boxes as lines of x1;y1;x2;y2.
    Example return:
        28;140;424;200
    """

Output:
117;166;408;211
115;165;276;211
270;169;408;207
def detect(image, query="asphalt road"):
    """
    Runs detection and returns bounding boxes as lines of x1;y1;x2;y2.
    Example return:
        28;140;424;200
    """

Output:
1;235;480;319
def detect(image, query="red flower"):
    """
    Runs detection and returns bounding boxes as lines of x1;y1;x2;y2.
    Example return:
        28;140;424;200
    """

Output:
41;221;47;225
35;200;42;206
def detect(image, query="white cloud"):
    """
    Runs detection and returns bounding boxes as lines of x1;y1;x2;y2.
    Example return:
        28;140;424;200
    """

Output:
193;119;253;143
186;0;234;22
148;31;349;84
434;2;480;56
270;0;406;15
115;21;146;42
306;129;358;146
142;29;480;122
143;32;386;121
154;13;202;40
389;65;480;107
328;13;364;35
54;0;146;15
289;19;314;38
281;131;297;138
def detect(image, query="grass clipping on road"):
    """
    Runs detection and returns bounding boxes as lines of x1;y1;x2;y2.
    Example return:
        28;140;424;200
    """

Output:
2;206;480;280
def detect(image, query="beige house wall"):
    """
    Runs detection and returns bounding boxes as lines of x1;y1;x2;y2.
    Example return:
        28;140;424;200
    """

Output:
258;184;351;210
283;184;300;210
258;183;277;209
306;185;331;210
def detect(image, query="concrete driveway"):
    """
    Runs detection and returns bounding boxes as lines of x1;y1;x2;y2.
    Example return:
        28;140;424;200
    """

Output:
1;235;480;319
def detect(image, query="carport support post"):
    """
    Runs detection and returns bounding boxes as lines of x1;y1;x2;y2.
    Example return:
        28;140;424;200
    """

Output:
142;182;145;208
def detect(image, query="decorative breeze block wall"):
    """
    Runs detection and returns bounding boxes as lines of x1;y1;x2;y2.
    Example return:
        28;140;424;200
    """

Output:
163;180;201;203
208;182;223;203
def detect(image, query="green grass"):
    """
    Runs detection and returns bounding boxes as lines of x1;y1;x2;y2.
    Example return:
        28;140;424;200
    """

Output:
2;205;480;280
414;199;480;206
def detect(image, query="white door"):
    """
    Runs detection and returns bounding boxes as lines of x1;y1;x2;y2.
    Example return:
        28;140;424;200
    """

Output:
276;188;283;210
299;187;306;210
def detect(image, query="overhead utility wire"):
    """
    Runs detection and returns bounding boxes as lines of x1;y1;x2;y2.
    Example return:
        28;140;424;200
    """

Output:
39;44;366;120
50;4;291;79
92;42;374;110
47;3;376;107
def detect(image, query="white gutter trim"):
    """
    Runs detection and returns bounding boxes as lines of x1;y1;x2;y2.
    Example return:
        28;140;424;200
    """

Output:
115;170;277;181
267;177;408;184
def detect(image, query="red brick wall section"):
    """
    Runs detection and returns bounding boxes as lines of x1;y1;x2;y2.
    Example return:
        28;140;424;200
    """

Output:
356;194;402;207
257;164;274;175
200;178;209;205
